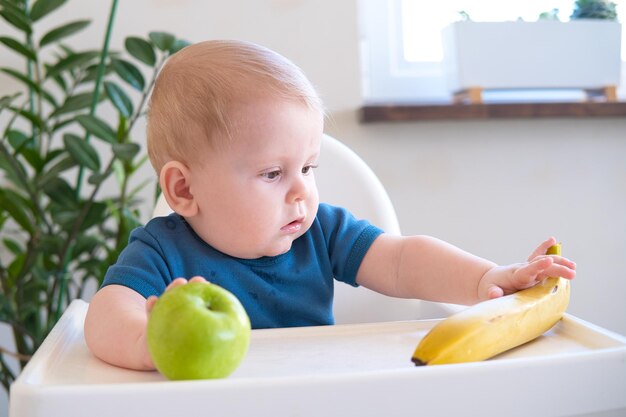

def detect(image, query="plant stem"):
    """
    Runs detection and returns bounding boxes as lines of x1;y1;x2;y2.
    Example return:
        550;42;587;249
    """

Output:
0;347;32;362
23;0;40;154
0;318;37;346
52;0;119;322
74;0;119;199
0;161;49;232
50;66;152;319
130;54;167;135
0;353;16;393
50;157;115;323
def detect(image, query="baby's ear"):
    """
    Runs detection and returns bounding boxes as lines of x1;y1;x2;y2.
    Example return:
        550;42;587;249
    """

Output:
159;161;198;217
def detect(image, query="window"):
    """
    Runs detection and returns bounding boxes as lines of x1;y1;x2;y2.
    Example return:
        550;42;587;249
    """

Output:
359;0;626;103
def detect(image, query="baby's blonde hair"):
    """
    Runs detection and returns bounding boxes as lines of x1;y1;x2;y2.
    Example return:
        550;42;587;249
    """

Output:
146;40;323;173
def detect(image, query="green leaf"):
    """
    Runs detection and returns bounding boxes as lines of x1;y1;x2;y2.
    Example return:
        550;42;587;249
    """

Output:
45;63;68;92
0;68;57;106
128;178;152;201
42;176;76;208
149;32;175;51
63;133;100;171
112;159;125;185
8;106;45;130
104;81;133;118
49;92;98;118
45;50;100;79
2;238;23;256
36;234;65;253
0;36;36;61
125;36;156;66
131;153;149;172
75;114;117;143
21;148;45;172
35;155;76;188
7;253;26;281
49;204;79;229
50;116;74;133
111;58;145;91
87;170;109;186
115;113;128;142
0;137;31;182
0;92;21;109
77;259;107;284
81;201;108;231
112;143;140;162
44;148;65;165
30;0;67;22
20;147;62;174
73;234;101;256
80;63;112;84
7;129;30;151
39;19;90;47
0;189;34;234
0;8;32;34
0;291;14;319
58;43;74;56
170;39;191;54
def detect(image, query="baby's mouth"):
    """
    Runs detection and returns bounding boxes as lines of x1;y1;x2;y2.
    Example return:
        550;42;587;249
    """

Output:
281;217;305;233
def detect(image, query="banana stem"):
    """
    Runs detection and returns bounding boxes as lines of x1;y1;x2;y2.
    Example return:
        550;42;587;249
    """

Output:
546;243;561;256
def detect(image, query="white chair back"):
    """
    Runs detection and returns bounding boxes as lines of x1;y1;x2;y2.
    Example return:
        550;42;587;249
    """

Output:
152;134;423;323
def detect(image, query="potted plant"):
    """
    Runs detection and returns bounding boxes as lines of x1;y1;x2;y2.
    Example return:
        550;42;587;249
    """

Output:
571;0;618;19
441;0;622;102
0;0;188;396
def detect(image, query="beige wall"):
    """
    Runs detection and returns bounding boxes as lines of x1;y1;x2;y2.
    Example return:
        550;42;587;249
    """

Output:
329;112;626;337
1;1;625;412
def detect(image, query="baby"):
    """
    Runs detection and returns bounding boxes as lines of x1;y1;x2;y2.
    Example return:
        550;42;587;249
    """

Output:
84;40;576;371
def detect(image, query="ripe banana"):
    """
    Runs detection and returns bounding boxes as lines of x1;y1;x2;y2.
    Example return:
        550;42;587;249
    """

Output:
412;244;569;366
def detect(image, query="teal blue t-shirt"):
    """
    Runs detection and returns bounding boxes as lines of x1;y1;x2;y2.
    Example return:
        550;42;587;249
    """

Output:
102;203;383;329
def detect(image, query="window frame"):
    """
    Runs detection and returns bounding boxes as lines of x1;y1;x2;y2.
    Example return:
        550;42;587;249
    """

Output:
359;0;450;103
359;0;626;104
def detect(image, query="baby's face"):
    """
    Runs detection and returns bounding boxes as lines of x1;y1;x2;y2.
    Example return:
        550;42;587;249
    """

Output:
186;99;324;259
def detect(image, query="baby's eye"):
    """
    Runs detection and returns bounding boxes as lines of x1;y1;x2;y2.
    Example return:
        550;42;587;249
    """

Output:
302;164;318;175
261;170;281;181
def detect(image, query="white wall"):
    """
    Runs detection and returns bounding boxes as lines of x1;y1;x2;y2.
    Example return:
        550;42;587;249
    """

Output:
1;1;625;414
328;112;626;337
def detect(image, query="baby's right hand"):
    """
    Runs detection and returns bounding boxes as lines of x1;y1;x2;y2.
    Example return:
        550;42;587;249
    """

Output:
145;276;208;314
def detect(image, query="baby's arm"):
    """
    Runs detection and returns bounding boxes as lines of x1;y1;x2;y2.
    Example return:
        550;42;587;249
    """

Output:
84;284;154;370
356;235;576;305
84;277;207;370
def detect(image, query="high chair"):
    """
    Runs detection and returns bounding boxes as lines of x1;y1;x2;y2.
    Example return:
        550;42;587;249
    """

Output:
11;134;625;416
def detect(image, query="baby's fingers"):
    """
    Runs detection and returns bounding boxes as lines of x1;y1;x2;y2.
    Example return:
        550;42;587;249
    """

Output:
548;255;576;274
167;276;207;291
147;277;208;314
513;257;555;289
486;285;504;299
146;295;158;314
515;256;576;291
165;277;189;291
541;258;576;280
527;237;557;262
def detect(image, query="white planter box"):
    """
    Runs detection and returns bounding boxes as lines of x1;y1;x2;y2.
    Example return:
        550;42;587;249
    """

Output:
442;21;623;94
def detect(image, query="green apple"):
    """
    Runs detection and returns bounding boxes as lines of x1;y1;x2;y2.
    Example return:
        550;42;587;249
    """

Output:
147;281;251;380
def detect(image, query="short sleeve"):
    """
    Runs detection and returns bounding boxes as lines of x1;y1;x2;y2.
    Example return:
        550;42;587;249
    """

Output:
315;204;384;287
101;225;173;298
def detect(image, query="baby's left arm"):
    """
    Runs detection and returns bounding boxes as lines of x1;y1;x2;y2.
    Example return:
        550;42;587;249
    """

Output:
355;235;576;305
